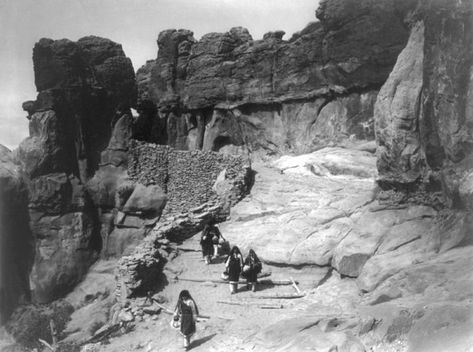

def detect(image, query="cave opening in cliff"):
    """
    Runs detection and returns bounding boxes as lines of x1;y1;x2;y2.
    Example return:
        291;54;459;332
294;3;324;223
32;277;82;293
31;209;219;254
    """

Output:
212;136;233;152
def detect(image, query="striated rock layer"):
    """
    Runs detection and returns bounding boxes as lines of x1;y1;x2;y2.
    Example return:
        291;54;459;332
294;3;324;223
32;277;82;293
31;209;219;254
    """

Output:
221;145;473;352
375;0;473;207
136;0;416;154
17;36;137;304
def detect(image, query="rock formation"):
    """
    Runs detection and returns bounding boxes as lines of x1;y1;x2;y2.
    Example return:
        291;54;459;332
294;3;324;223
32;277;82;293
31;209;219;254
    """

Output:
0;146;33;323
136;0;417;154
2;0;473;351
375;0;473;208
17;36;137;304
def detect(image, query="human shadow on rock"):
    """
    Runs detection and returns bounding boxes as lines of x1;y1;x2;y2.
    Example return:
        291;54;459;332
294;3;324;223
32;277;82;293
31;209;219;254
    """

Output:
189;333;217;349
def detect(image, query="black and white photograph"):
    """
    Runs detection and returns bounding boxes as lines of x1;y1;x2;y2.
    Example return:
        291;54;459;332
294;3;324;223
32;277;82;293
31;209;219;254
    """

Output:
1;0;472;351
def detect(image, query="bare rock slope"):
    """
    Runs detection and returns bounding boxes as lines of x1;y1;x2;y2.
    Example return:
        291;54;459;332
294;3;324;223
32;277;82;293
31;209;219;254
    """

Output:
89;146;472;352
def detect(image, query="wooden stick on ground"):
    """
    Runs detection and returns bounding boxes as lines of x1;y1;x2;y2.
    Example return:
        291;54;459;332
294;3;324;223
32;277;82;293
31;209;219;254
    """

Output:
153;302;175;315
217;300;255;306
259;305;284;309
217;300;283;309
176;247;201;252
38;339;55;352
290;277;302;294
258;279;295;286
252;293;305;299
175;277;295;285
153;300;210;320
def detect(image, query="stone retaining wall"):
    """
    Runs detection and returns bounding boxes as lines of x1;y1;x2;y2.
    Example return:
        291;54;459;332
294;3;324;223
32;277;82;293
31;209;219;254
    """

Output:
116;203;225;299
128;140;249;214
128;141;169;192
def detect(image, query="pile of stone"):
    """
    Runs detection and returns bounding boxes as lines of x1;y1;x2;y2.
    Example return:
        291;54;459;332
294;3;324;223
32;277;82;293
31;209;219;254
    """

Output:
115;202;224;300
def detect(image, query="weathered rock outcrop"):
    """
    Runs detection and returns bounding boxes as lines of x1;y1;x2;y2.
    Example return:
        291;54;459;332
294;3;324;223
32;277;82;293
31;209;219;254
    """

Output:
3;1;472;351
17;36;137;303
136;0;416;154
221;145;473;351
20;36;136;181
375;0;473;208
0;146;33;323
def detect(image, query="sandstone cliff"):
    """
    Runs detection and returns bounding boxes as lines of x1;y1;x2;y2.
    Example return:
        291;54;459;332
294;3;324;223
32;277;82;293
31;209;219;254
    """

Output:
17;36;137;304
1;0;472;351
136;0;416;154
138;0;472;207
375;0;473;209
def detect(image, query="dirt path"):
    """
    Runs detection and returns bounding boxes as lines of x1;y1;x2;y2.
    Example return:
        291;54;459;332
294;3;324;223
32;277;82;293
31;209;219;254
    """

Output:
98;233;327;352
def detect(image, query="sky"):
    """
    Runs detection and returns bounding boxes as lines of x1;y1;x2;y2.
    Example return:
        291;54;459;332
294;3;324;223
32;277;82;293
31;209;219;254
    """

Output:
0;0;319;150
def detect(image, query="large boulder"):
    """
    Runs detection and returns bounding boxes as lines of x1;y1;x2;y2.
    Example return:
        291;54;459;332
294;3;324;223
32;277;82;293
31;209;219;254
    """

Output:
357;210;473;293
29;211;100;303
221;148;378;265
332;205;436;278
375;1;473;207
122;184;166;217
22;36;137;182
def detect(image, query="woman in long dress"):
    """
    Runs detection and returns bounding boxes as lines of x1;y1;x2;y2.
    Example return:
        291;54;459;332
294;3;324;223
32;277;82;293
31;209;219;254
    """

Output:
200;224;214;264
242;249;262;292
173;290;199;349
225;246;243;294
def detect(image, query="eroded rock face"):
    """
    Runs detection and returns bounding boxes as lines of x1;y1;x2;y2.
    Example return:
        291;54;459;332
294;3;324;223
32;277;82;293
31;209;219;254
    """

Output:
136;0;414;154
375;21;425;186
29;211;99;303
0;146;33;323
221;147;379;266
20;36;136;181
17;36;137;303
375;1;473;207
219;145;473;351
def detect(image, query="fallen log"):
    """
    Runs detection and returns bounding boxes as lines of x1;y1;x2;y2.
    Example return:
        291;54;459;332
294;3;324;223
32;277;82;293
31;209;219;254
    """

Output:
217;300;258;306
217;300;284;309
175;277;294;285
259;305;284;309
252;293;305;299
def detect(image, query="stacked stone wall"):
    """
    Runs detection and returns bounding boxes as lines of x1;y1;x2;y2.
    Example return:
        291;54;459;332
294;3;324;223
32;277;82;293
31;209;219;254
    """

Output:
128;140;170;192
127;140;248;214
